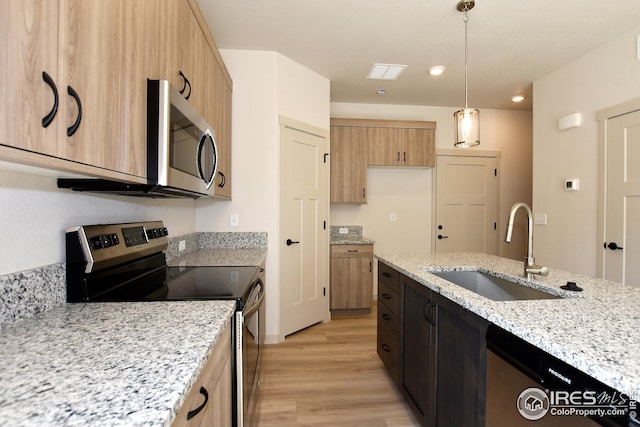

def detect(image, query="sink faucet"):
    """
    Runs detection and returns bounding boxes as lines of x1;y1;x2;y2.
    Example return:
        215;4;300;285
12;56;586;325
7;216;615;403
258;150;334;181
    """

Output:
505;202;549;280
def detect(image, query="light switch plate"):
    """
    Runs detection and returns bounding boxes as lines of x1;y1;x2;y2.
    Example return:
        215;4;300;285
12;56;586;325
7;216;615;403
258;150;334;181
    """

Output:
339;227;349;234
178;240;186;251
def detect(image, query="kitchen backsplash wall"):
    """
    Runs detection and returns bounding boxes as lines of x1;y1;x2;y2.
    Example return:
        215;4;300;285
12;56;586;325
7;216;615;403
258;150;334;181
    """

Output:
0;264;66;328
329;225;363;240
0;231;267;328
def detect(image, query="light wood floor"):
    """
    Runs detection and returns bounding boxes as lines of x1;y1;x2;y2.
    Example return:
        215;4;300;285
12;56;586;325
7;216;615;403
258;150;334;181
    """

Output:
255;306;419;426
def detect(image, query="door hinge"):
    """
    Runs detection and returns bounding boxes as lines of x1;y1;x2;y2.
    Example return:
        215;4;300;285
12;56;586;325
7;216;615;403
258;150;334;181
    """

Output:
323;287;326;296
323;153;329;163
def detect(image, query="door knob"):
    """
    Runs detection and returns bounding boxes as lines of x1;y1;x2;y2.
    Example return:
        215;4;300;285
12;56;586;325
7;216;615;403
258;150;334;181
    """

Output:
605;242;623;250
437;234;449;240
286;239;300;246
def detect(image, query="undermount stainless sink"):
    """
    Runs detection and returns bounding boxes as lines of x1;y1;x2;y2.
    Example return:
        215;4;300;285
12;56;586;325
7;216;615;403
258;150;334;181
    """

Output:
431;270;562;301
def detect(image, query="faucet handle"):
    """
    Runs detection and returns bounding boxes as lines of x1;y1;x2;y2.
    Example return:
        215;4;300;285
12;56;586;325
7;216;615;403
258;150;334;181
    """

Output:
526;264;549;277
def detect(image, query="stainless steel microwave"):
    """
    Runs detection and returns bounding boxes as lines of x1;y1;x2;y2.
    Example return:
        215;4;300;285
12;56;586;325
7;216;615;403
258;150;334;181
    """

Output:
57;80;218;198
146;79;219;197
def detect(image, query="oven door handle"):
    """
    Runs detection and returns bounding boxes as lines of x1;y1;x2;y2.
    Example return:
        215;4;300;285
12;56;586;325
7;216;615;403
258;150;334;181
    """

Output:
244;279;265;317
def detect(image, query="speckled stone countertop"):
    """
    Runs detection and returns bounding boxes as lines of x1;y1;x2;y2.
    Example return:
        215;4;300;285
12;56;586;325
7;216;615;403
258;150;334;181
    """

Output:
0;300;236;426
330;237;375;245
375;252;640;398
168;248;267;267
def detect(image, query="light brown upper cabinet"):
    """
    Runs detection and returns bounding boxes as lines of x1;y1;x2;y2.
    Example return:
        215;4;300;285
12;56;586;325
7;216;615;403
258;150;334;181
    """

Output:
366;120;436;167
0;0;233;196
0;0;145;180
330;123;368;204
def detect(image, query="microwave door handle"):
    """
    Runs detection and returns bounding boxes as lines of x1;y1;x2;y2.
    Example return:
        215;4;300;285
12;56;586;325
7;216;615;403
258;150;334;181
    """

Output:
196;132;218;190
243;280;265;317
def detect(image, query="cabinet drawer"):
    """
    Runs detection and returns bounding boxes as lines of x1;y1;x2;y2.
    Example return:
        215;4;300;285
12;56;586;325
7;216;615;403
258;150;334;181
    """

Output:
378;262;400;293
378;281;400;315
377;300;400;336
377;319;400;384
331;244;373;257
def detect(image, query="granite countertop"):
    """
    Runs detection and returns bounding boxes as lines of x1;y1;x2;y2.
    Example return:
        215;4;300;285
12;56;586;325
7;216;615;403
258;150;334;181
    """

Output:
0;300;236;426
375;252;640;399
330;237;375;245
168;248;267;267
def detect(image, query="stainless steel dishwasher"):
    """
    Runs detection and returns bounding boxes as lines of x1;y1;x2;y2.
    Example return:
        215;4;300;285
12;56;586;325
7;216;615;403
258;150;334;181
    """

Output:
486;325;636;427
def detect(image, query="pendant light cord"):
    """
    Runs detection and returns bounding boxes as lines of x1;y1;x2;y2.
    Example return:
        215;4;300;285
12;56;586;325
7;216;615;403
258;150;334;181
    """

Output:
463;9;469;109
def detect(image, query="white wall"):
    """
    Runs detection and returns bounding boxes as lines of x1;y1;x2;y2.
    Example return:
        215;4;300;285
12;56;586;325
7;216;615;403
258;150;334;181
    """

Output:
196;50;330;342
532;24;640;276
0;168;196;275
330;103;532;261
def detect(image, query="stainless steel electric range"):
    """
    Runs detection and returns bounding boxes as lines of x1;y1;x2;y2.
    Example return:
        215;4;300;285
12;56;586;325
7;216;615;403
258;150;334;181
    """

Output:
65;221;264;427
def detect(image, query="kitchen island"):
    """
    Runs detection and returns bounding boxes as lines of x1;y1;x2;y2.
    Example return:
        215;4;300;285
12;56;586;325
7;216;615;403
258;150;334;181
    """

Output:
376;252;640;399
0;300;235;426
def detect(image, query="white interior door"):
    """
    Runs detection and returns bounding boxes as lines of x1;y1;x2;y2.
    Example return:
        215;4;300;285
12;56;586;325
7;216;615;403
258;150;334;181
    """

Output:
280;123;329;337
603;109;640;286
435;154;498;254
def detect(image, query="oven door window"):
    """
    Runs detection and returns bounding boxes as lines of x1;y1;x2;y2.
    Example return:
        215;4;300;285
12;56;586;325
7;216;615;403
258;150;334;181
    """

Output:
169;106;217;188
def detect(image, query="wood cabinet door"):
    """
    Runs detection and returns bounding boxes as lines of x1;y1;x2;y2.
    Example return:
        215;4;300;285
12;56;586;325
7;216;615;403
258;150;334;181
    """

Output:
330;254;373;310
214;74;232;198
58;0;128;172
330;126;367;203
402;128;435;167
433;293;488;427
0;1;59;156
401;277;436;426
367;127;402;165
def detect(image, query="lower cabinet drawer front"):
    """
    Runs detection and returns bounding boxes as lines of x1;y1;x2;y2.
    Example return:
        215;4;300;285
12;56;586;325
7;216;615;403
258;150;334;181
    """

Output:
378;281;400;315
378;262;400;293
377;319;400;384
377;300;400;334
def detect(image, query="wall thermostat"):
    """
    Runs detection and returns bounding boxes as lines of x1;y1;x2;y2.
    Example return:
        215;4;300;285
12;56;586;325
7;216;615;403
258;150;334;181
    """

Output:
565;178;580;191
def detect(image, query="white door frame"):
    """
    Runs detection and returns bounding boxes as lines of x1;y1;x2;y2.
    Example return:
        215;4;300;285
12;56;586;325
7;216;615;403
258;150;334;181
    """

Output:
432;148;502;254
278;115;330;341
596;97;640;279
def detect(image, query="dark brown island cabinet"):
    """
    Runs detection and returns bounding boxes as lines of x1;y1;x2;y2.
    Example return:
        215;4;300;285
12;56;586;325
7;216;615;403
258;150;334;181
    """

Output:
377;261;489;427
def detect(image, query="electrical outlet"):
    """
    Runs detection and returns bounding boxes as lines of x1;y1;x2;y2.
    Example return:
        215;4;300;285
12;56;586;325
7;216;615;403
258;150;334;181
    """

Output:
390;213;397;222
230;213;239;227
178;240;186;251
534;213;547;226
339;227;349;234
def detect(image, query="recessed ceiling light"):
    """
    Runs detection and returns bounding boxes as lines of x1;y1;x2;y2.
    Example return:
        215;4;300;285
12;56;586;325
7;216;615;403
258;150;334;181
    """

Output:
367;63;407;80
511;95;525;103
429;65;446;76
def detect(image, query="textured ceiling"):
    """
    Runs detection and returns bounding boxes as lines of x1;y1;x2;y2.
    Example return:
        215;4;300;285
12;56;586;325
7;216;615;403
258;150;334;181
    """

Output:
197;0;640;111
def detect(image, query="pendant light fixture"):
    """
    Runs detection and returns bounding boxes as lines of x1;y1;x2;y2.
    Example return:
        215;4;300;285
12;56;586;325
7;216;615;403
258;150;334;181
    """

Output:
454;0;480;148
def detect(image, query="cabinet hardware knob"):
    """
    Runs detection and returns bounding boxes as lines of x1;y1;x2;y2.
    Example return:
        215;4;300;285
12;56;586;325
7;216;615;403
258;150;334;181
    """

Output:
381;344;391;352
382;313;391;321
42;71;58;128
218;171;226;188
382;293;392;300
186;386;209;420
382;272;392;278
66;86;82;137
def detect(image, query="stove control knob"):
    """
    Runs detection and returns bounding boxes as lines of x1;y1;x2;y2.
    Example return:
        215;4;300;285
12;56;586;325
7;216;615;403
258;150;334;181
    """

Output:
91;236;103;249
